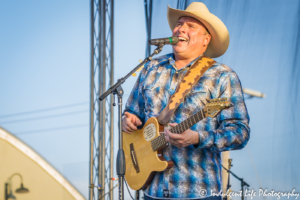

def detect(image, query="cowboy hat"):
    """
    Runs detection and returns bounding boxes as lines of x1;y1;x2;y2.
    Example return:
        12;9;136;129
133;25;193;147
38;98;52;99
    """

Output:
167;2;229;58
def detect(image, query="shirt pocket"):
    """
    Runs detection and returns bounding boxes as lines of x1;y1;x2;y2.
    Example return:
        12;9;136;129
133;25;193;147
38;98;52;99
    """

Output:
184;86;207;113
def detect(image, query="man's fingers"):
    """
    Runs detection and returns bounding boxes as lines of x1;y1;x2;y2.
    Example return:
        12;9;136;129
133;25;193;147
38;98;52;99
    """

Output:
165;129;181;141
124;111;142;126
165;127;198;148
164;129;171;142
125;119;138;131
135;118;142;126
123;126;132;133
169;123;178;127
122;117;137;132
122;113;138;133
123;122;134;133
124;112;131;118
168;131;182;141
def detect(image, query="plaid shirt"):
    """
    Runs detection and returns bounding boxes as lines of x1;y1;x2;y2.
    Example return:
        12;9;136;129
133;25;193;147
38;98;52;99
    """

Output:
124;53;250;199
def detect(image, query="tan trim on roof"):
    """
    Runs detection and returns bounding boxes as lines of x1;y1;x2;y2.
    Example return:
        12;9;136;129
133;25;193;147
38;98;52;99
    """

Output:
0;127;85;200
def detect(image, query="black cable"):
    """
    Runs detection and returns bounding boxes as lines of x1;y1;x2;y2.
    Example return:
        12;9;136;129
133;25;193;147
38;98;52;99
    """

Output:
0;110;88;125
14;124;88;135
124;177;135;200
0;102;88;119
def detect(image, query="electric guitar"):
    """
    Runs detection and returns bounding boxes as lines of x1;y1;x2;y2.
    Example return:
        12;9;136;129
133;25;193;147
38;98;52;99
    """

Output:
123;98;232;190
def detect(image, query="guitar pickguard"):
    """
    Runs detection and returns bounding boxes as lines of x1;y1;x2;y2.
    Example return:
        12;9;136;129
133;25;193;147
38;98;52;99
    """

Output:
143;123;156;141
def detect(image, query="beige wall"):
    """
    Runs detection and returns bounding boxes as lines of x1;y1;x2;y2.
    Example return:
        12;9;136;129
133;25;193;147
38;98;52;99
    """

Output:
222;151;230;193
0;128;85;200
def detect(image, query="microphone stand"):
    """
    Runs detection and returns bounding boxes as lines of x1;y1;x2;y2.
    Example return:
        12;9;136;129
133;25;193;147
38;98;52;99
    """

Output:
221;164;250;200
99;44;164;200
225;159;233;200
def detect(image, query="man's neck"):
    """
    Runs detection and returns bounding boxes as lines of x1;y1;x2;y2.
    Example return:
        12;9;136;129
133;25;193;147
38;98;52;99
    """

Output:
174;54;202;70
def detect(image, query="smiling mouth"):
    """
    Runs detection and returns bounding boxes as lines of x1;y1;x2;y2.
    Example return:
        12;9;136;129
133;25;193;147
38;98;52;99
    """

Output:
178;37;188;42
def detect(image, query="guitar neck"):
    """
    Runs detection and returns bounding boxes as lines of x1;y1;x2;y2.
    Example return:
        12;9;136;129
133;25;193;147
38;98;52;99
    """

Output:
151;109;205;151
169;108;206;134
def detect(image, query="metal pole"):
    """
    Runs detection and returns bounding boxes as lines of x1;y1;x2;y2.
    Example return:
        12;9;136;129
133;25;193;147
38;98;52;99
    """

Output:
144;0;153;57
98;0;103;198
89;0;95;199
101;0;107;199
117;95;124;200
241;179;244;200
110;0;115;200
5;183;8;200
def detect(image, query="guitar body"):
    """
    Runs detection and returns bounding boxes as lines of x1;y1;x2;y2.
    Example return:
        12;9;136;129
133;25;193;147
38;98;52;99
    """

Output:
123;117;173;190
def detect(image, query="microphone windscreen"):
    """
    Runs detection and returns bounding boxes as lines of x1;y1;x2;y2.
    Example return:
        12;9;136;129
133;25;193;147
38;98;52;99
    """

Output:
171;37;179;45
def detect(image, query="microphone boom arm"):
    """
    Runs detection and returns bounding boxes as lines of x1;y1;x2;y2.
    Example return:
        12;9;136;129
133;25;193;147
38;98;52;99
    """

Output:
99;44;164;101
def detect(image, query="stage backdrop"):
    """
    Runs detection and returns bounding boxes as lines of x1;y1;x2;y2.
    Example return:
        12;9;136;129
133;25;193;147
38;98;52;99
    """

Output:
147;0;300;199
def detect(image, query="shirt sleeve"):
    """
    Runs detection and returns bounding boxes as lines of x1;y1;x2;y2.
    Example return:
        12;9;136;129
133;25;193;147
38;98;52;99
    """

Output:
194;70;250;152
123;67;147;126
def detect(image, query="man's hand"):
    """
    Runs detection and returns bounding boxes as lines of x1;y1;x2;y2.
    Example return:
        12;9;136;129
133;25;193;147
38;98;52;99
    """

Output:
164;123;199;148
122;112;142;133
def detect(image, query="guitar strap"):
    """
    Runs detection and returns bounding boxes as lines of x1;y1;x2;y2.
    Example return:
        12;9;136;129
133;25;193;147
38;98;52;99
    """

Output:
157;55;215;125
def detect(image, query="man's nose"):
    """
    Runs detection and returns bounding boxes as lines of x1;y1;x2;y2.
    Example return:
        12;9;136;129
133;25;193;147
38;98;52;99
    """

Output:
178;23;187;33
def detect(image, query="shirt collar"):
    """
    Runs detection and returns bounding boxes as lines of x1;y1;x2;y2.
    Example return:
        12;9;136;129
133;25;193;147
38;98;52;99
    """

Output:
168;53;203;70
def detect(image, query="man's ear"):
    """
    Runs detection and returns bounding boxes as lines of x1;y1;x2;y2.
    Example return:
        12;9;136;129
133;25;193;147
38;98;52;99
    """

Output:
204;34;211;46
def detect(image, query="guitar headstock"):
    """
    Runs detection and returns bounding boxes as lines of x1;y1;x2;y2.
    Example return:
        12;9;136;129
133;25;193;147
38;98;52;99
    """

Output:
204;98;232;118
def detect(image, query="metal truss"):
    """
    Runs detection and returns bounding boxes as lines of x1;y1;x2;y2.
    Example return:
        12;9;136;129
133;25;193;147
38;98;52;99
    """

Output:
89;0;114;200
176;0;187;9
144;0;153;57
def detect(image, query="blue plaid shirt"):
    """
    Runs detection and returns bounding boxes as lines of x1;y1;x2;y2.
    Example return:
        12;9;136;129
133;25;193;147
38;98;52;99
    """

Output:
124;53;250;199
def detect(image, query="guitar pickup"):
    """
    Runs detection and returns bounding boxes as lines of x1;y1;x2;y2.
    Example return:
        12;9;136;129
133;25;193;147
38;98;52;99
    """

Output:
130;143;140;173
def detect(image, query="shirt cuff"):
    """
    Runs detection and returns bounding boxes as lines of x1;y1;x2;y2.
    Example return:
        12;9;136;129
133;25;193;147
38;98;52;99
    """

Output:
193;131;214;149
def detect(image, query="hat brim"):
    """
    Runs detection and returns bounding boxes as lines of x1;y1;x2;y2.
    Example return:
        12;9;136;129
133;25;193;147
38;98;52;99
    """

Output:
167;5;229;58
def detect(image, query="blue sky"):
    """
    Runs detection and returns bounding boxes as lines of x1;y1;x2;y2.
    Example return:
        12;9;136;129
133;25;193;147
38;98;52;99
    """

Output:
0;0;146;198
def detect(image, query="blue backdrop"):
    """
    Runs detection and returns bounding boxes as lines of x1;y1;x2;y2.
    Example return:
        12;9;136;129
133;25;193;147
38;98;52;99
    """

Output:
148;0;300;198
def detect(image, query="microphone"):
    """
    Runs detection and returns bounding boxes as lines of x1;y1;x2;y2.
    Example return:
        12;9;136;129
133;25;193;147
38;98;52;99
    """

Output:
148;37;179;46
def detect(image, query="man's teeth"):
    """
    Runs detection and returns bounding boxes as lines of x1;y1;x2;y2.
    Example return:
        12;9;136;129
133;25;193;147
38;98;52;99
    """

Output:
178;37;187;41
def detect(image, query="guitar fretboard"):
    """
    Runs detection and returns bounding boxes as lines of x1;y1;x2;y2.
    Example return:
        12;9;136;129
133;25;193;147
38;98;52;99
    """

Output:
151;108;206;152
169;108;206;134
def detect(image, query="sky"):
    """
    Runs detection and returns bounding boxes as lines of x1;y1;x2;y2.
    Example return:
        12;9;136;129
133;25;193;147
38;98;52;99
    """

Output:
0;0;146;199
1;1;300;200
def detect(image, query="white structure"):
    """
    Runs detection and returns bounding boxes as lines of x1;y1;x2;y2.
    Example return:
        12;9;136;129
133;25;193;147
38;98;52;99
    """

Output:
0;127;85;200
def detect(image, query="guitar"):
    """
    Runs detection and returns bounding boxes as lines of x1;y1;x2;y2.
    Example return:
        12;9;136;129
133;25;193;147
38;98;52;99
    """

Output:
123;98;232;190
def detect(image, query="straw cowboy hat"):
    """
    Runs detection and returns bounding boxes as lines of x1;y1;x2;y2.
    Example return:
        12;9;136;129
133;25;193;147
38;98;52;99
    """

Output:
168;2;229;58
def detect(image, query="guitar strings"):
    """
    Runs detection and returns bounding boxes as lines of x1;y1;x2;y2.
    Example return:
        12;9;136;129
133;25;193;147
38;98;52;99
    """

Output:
135;144;152;156
135;132;166;157
134;132;165;153
133;132;164;154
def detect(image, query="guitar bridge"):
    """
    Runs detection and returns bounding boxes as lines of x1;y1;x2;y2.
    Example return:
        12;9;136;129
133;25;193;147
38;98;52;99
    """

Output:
130;143;140;173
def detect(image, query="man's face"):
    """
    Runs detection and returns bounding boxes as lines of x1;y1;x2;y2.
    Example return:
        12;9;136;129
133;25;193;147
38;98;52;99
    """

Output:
172;16;211;59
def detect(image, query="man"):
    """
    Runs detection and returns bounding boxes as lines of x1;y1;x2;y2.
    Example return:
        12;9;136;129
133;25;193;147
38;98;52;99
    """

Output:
122;2;250;200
